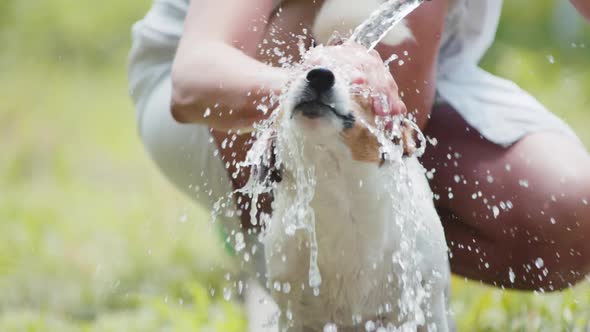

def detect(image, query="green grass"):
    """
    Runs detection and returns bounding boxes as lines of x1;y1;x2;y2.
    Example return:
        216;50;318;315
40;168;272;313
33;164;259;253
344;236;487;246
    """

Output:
0;61;246;331
1;0;589;331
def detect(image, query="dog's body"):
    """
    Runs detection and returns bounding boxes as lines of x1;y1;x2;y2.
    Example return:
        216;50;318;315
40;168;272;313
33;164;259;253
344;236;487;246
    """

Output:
260;1;451;330
266;148;450;331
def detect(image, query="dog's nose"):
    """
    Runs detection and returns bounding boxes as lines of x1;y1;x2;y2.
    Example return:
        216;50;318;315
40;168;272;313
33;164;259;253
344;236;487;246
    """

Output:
306;68;335;93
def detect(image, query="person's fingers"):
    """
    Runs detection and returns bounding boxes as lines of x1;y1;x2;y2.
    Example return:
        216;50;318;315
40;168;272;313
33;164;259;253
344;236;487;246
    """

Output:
371;83;405;117
350;70;368;86
390;98;407;116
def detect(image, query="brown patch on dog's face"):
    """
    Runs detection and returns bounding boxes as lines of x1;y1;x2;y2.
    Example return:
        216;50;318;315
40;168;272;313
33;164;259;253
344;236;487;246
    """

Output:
340;120;382;164
340;95;419;164
339;96;382;164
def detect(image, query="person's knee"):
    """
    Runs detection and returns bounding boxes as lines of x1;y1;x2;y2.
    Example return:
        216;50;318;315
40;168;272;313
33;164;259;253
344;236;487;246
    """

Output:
525;168;590;290
499;149;590;291
545;158;590;239
554;170;590;287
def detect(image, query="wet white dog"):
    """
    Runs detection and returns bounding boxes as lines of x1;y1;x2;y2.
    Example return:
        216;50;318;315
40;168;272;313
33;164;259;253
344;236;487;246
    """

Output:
259;1;451;331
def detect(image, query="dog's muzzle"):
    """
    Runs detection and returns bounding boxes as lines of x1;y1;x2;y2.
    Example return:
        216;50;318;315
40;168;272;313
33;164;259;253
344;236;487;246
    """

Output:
293;68;336;119
292;68;355;128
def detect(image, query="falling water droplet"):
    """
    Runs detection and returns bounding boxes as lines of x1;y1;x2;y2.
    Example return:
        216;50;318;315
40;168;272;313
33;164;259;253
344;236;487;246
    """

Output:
223;287;232;301
313;287;320;296
283;282;291;294
508;268;516;283
323;323;338;332
535;257;545;269
352;314;363;325
234;232;245;252
384;53;399;66
237;280;244;295
492;206;500;219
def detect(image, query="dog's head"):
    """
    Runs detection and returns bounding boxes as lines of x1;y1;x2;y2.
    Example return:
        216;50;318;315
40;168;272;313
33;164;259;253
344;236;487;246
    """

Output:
278;47;421;166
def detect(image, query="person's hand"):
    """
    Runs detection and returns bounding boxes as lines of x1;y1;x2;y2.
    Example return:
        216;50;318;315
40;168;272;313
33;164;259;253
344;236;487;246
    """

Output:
301;41;407;119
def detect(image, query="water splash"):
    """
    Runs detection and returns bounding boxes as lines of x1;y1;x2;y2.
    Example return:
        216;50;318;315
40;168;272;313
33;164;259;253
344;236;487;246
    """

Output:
350;0;426;50
508;268;516;283
266;95;323;289
361;116;430;330
210;69;432;331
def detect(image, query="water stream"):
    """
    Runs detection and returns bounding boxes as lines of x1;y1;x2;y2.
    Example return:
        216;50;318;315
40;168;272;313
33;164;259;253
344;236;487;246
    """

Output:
350;0;426;50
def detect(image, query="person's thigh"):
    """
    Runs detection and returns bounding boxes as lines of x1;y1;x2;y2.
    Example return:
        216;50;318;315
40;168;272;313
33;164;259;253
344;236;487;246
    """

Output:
421;105;590;291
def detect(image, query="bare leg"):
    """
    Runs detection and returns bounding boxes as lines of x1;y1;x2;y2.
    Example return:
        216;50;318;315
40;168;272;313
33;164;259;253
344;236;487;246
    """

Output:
421;105;590;291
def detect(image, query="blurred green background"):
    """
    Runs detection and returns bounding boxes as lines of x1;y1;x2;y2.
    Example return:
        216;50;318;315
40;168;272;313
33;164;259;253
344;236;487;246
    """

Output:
0;1;589;331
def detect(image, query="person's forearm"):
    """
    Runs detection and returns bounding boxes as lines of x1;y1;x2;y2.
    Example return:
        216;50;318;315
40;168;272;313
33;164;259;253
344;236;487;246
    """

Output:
171;41;289;128
376;0;449;130
169;0;287;129
571;0;590;21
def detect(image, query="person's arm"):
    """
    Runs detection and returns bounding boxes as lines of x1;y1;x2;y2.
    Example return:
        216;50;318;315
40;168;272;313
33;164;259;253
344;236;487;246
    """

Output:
571;0;590;21
170;0;289;130
375;0;449;129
